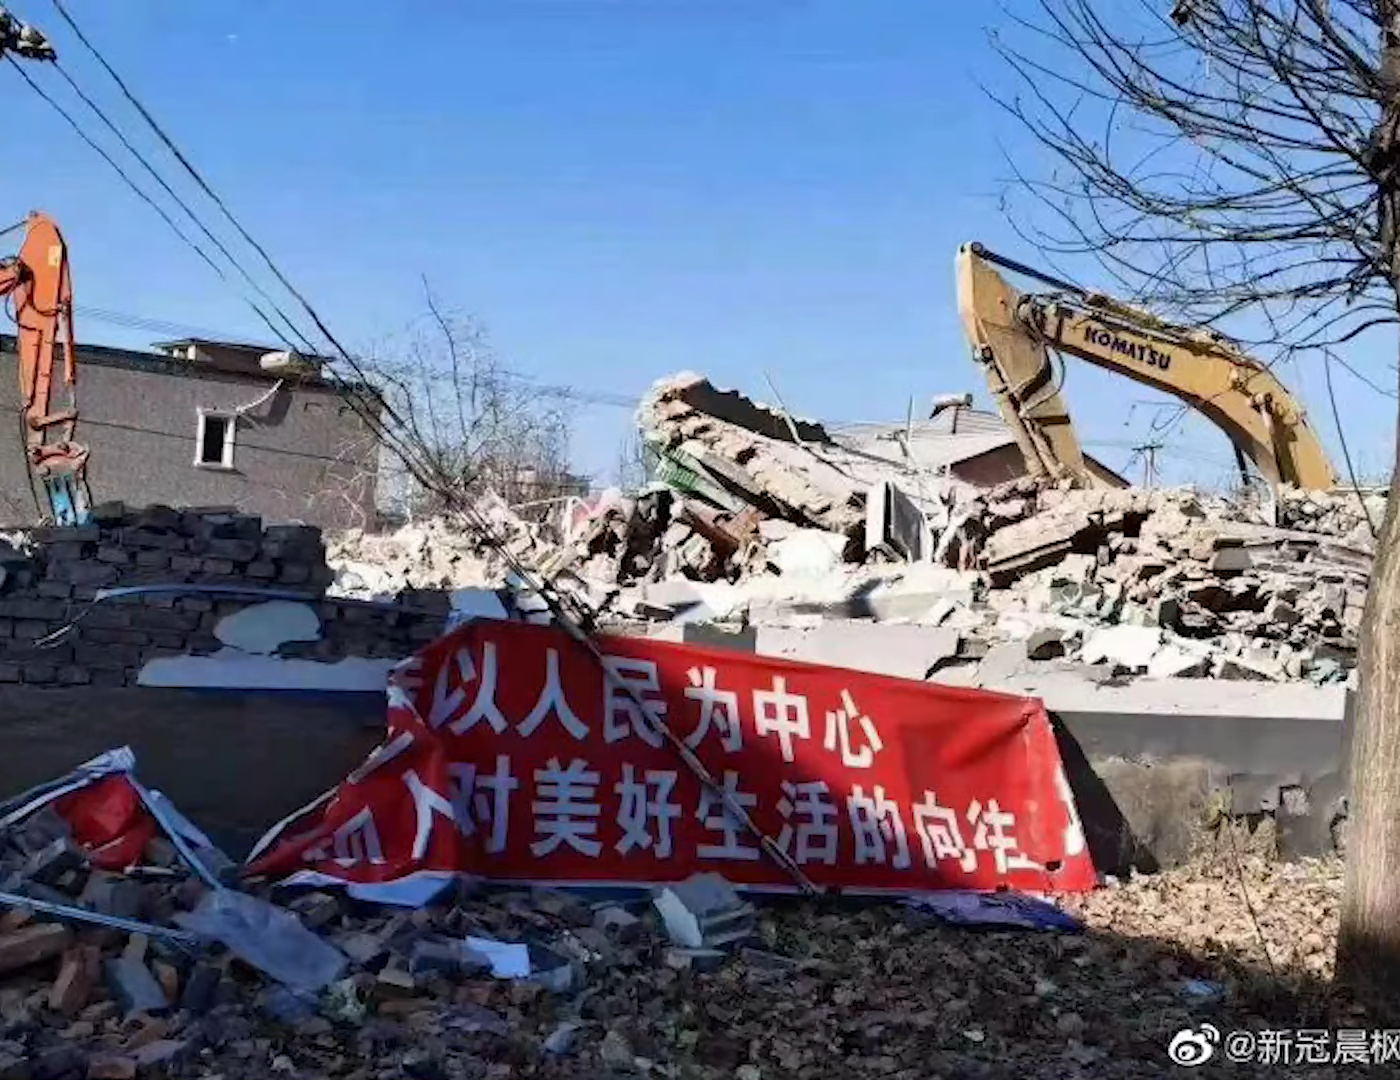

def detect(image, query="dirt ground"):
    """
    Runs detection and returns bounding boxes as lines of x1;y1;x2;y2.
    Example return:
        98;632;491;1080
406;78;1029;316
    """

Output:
0;854;1361;1080
505;855;1356;1080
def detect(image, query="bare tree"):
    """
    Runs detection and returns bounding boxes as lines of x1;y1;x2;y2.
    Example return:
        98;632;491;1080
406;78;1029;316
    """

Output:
361;284;582;524
992;0;1400;1010
614;427;657;492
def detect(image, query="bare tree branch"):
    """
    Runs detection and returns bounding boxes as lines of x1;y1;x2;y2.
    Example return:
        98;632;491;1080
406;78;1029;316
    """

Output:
360;298;585;521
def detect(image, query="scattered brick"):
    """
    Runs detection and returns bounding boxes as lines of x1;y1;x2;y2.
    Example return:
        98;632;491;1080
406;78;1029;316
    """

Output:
50;945;101;1016
0;924;73;974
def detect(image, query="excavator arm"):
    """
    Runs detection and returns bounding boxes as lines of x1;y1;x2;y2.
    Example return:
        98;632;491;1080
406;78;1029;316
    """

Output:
955;242;1337;491
0;211;89;524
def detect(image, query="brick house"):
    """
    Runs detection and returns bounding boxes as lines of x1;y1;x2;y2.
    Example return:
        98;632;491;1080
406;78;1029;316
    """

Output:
0;335;381;529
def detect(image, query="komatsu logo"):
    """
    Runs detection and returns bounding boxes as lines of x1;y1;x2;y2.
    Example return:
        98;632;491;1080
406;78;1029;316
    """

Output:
1083;324;1172;370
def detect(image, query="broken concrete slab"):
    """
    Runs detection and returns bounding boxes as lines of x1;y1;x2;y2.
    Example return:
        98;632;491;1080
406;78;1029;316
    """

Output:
753;622;960;681
653;874;755;951
1082;626;1162;672
1147;644;1212;680
769;529;850;578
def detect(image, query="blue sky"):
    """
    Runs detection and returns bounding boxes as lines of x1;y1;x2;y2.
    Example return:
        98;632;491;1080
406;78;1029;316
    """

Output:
7;0;1397;486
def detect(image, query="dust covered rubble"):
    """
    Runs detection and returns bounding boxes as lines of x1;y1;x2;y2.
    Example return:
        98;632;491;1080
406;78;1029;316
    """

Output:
323;371;1375;686
624;373;1374;685
0;790;1363;1080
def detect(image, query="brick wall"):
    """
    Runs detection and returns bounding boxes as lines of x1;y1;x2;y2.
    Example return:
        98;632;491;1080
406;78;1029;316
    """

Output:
0;503;446;687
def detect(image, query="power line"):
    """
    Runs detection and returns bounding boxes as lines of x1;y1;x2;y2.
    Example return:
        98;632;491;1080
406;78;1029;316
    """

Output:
74;306;273;344
46;0;371;388
12;14;429;496
70;301;646;408
46;60;316;355
4;56;301;354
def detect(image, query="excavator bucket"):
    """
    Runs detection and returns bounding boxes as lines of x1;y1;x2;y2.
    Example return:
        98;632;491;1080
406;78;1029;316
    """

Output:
43;472;87;527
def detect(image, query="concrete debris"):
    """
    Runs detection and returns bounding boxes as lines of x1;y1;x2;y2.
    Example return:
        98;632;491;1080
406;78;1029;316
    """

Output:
319;373;1379;693
653;873;757;951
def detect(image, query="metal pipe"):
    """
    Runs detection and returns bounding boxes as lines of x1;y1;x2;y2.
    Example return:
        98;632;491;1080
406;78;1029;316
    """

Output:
967;243;1086;296
0;888;202;948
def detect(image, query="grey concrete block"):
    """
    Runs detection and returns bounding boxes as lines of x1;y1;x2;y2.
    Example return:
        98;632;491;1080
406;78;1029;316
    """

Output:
754;621;959;681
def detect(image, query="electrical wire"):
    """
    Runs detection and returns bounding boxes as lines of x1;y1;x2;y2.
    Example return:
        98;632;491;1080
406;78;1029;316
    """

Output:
47;0;375;388
33;11;816;889
4;56;300;354
1324;350;1379;539
47;61;317;356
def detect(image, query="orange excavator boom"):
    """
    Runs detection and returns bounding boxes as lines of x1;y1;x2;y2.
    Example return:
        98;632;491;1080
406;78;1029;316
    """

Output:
0;211;90;523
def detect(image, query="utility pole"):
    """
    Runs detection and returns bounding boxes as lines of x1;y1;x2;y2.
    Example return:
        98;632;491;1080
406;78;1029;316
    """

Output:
1133;440;1163;488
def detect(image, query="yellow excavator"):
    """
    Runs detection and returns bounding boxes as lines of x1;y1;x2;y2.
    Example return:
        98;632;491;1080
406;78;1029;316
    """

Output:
955;242;1337;491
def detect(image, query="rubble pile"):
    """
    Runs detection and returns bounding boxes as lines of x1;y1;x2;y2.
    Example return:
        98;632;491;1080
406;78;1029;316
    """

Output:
948;483;1368;685
0;782;1362;1080
322;373;1381;686
1275;486;1385;547
326;516;496;601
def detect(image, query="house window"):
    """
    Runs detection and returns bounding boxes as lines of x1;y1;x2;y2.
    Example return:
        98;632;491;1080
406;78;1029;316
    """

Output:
195;411;235;468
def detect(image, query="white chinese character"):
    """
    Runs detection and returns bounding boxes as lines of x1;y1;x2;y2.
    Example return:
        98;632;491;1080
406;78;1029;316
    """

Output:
1256;1030;1292;1066
346;731;415;784
518;648;588;740
696;771;759;861
403;768;472;859
392;655;424;698
1053;763;1086;858
1334;1029;1370;1064
911;791;976;872
601;656;665;747
449;643;509;735
777;780;838;865
822;689;883;768
461;754;519;854
614;765;681;858
426;647;471;729
967;799;1040;874
1293;1030;1330;1065
846;784;911;869
531;757;602;857
1372;1030;1400;1064
305;808;385;868
683;666;743;752
752;676;810;763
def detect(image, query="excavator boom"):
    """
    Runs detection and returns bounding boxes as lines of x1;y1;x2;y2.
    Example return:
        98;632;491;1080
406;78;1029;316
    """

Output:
0;211;89;524
955;242;1337;491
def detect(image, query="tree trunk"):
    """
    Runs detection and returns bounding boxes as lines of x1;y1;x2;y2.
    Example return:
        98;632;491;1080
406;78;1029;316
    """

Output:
1338;473;1400;1016
1337;5;1400;1018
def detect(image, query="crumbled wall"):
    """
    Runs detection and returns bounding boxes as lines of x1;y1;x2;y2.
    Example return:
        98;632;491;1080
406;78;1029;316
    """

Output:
0;503;446;687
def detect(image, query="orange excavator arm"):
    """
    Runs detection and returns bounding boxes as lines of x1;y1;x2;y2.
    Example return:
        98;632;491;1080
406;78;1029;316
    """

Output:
0;211;90;523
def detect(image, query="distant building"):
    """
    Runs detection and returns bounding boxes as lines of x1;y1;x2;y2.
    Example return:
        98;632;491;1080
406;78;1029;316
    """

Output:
0;335;381;529
827;404;1128;488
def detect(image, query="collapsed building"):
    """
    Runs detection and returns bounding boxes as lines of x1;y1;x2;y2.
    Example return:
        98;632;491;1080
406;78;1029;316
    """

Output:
322;371;1376;869
0;371;1371;1078
330;372;1374;692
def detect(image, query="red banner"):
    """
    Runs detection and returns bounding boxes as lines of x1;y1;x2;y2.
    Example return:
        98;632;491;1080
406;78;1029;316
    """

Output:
247;620;1095;895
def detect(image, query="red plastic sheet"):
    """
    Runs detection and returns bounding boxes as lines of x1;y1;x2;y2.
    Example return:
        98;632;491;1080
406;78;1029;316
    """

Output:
55;774;156;870
248;620;1095;894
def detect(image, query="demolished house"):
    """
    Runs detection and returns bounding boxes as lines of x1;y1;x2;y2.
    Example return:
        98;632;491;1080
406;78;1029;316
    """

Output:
329;371;1374;694
0;376;1374;1079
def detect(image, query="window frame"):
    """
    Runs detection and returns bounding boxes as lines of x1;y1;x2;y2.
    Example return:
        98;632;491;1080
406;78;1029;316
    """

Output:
194;409;237;470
